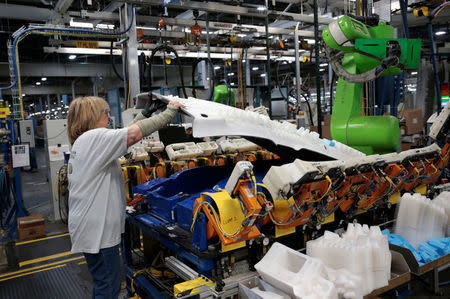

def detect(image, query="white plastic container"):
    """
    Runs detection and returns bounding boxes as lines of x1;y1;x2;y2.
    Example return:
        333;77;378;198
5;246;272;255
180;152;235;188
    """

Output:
165;142;204;160
197;141;218;156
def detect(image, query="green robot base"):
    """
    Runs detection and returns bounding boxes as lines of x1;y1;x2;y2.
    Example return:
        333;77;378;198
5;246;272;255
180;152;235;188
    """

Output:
323;16;421;155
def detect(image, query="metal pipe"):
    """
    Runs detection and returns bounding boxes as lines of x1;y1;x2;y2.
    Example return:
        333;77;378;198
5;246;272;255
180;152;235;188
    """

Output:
294;23;301;107
265;0;272;117
428;20;442;113
206;12;211;61
314;0;322;136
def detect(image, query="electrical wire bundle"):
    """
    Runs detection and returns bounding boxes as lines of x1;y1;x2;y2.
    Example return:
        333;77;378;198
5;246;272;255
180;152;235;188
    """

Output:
57;164;69;224
0;166;15;233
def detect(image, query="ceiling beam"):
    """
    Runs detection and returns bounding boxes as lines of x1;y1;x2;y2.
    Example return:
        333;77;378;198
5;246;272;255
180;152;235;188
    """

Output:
2;85;95;96
0;62;123;78
55;0;75;14
0;3;55;22
115;0;332;24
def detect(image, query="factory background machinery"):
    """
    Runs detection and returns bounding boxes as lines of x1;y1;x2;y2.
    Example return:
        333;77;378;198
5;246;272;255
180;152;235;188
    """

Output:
0;1;449;299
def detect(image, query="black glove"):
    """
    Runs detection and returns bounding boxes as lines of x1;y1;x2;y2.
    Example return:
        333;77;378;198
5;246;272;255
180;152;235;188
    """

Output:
142;93;168;117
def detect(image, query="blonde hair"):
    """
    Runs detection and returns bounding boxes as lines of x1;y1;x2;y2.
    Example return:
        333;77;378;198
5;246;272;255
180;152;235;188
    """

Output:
67;96;109;145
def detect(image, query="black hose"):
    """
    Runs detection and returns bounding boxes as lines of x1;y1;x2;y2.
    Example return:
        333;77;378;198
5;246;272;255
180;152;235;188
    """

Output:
329;72;336;111
148;45;188;98
110;40;124;81
301;93;314;126
275;61;296;102
191;58;215;100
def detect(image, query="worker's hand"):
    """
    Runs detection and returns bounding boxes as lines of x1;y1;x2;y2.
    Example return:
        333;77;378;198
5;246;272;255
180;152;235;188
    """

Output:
142;93;167;117
168;101;185;109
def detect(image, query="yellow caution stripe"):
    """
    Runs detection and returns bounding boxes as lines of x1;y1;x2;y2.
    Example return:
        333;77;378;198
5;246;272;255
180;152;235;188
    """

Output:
0;264;66;282
16;232;70;246
0;256;84;279
19;251;74;267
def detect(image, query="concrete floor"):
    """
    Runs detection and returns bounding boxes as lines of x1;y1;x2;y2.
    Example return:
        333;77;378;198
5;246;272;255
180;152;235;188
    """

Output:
3;147;129;298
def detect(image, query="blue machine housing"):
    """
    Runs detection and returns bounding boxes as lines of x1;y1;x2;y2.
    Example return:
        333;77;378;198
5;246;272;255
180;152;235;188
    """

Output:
132;165;267;252
133;166;233;228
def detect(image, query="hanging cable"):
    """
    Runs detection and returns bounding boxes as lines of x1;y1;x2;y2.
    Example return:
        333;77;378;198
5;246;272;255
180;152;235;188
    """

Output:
110;40;124;81
148;44;187;98
301;93;314;126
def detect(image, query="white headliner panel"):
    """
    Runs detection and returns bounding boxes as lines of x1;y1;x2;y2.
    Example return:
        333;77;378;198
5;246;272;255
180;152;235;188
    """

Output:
156;95;365;161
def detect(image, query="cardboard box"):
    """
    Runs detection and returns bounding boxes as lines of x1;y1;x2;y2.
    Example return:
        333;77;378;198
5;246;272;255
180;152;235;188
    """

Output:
401;142;413;151
323;114;332;126
399;109;424;135
310;125;332;140
17;214;46;241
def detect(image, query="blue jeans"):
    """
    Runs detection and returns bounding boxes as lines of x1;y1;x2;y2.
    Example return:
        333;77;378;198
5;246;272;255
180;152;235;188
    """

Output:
84;244;121;299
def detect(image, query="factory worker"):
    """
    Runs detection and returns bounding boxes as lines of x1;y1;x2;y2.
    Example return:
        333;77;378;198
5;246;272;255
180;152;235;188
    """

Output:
67;96;183;299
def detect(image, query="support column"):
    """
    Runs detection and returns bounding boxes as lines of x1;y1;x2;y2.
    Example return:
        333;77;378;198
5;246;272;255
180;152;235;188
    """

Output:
313;0;322;136
120;3;140;108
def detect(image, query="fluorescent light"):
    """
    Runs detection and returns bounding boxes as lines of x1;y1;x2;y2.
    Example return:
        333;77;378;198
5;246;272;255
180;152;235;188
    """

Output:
96;24;115;30
230;82;235;86
57;107;62;110
257;6;266;11
36;82;41;85
237;34;247;37
435;31;446;36
242;59;246;63
411;71;418;75
51;109;55;111
214;66;220;70
69;55;77;60
228;72;235;76
252;67;259;71
319;63;328;67
41;77;47;81
320;68;325;71
260;73;266;77
70;18;94;29
136;26;157;31
22;94;25;97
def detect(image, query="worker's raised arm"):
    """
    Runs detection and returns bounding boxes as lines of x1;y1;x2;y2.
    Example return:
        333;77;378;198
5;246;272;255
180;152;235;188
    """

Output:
127;101;184;147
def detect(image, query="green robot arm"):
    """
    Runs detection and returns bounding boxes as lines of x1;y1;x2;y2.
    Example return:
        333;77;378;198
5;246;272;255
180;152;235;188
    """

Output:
323;16;421;155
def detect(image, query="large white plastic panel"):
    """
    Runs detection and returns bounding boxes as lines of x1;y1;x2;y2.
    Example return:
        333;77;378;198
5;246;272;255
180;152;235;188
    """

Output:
156;95;365;161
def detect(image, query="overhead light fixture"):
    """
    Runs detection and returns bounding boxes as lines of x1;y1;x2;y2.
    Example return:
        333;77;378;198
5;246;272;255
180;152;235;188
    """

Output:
69;55;77;60
411;71;418;75
435;31;446;36
70;18;94;29
320;68;325;72
237;34;247;37
22;94;25;97
41;77;47;81
260;73;266;77
51;109;55;111
252;67;259;71
96;24;115;30
36;82;41;85
214;66;220;70
319;63;328;67
230;82;235;86
242;59;246;63
136;26;157;31
228;72;235;76
257;6;266;11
